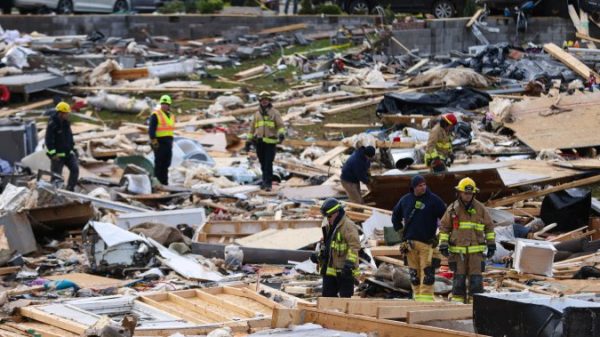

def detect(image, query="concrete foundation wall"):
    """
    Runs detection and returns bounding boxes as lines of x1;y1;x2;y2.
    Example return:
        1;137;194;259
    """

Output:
392;16;577;55
0;15;377;40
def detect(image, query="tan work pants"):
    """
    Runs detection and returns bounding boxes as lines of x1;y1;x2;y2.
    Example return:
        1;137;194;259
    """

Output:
341;180;363;204
406;240;434;301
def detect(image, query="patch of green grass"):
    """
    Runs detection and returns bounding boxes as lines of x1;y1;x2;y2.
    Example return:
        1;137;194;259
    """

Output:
592;184;600;199
203;39;346;92
293;106;382;139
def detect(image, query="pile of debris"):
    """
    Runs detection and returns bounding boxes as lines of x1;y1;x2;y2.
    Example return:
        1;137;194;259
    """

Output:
0;9;600;337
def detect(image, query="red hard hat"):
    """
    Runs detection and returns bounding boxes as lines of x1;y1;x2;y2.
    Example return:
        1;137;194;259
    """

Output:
442;113;457;126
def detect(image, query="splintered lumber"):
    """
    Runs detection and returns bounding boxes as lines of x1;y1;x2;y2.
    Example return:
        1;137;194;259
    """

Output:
405;59;429;74
322;98;381;115
258;23;307;35
0;98;53;118
324;123;382;129
543;43;599;81
45;273;126;289
501;279;558;296
234;227;322;250
233;65;267;80
547;225;594;242
343;201;392;215
313;146;348;166
406;306;473;324
271;307;485;337
110;68;149;81
466;8;484;28
487;174;600;207
391;37;419;59
576;32;600;44
374;256;404;266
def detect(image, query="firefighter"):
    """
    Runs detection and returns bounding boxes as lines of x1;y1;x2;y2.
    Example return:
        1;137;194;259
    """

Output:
149;95;175;185
439;177;495;303
340;145;376;204
424;113;457;173
245;91;285;191
46;101;79;191
310;198;361;298
392;175;446;302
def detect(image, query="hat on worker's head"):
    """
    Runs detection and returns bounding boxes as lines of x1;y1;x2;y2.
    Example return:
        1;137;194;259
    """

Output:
410;175;426;191
159;95;172;105
364;146;376;158
56;102;71;114
258;91;272;101
442;113;458;126
320;198;343;217
455;177;479;193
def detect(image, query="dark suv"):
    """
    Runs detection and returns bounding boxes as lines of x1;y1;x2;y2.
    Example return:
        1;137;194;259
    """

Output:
336;0;465;17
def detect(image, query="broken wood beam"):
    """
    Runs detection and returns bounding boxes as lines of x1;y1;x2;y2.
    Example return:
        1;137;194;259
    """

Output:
271;307;484;337
322;98;381;115
487;174;600;207
258;23;307;35
370;245;401;257
406;306;473;324
465;8;484;28
110;68;149;81
283;139;414;149
233;64;267;80
543;43;600;81
380;114;429;125
313;146;348;166
71;86;239;93
225;92;347;117
377;304;464;319
0;98;54;118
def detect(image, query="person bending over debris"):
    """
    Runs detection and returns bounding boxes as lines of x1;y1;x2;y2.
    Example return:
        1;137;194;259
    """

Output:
45;101;79;191
311;198;361;298
392;175;446;302
148;95;175;185
340;145;376;204
245;91;285;191
439;177;495;303
424;113;457;173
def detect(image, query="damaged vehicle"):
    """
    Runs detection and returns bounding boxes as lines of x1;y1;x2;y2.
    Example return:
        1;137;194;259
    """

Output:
13;0;164;14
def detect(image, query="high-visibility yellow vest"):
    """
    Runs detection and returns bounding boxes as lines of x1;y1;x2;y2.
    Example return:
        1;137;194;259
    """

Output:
153;109;175;138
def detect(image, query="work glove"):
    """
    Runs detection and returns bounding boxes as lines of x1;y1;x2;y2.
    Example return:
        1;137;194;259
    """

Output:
340;260;354;279
278;133;285;143
310;252;319;264
486;244;496;259
431;158;446;173
439;242;449;257
150;139;159;150
244;139;253;152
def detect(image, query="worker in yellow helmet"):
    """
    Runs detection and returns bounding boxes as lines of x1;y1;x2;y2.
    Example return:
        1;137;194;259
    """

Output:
45;101;79;191
148;95;175;185
438;177;495;304
245;91;285;192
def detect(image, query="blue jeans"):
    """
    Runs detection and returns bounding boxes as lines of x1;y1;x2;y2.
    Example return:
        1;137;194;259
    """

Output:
284;0;298;14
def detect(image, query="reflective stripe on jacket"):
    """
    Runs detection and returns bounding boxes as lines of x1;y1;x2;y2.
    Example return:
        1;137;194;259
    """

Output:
424;124;452;165
152;109;175;138
321;215;361;276
439;199;495;254
247;107;284;143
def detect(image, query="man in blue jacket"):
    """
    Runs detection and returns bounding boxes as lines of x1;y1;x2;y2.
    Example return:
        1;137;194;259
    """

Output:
341;146;375;204
392;175;446;301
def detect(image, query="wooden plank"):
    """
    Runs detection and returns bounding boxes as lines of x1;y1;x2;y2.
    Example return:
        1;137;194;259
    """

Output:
466;8;484;28
318;298;411;313
348;300;453;317
374;256;405;266
378;304;468;320
576;32;600;44
19;307;87;335
45;273;126;289
547;225;592;242
139;295;210;324
370;245;401;257
3;322;78;337
272;307;486;337
224;92;347;117
324;123;382;129
166;292;234;322
74;128;140;142
406;306;473;324
110;68;149;81
343;201;392;215
322;98;380;115
234;227;322;250
487;174;600;207
179;289;257;318
0;98;54;118
543;43;599;81
233;65;267;80
0;266;20;276
405;59;429;74
313;146;348;166
258;23;307;35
